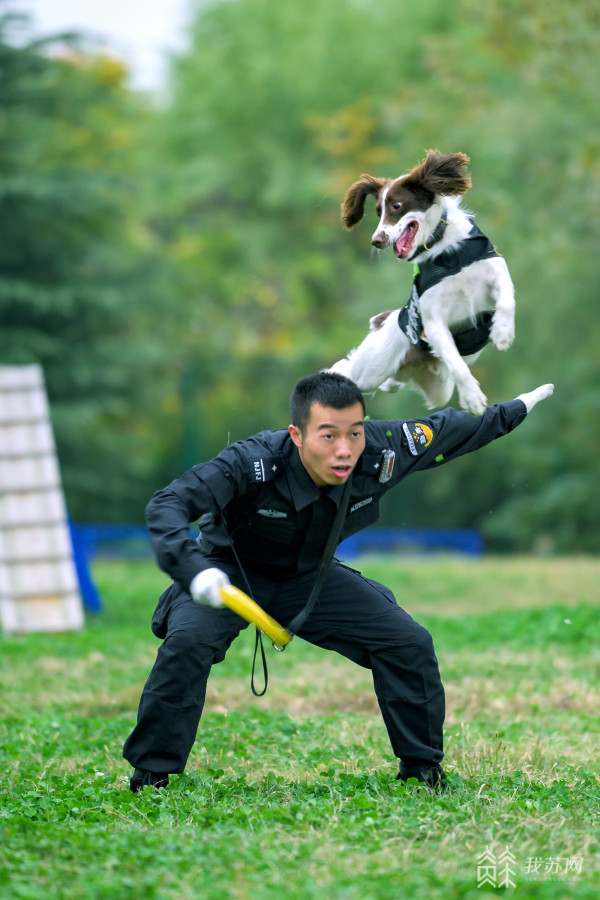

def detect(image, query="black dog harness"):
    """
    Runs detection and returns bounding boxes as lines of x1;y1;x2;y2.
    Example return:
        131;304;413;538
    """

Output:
398;216;500;356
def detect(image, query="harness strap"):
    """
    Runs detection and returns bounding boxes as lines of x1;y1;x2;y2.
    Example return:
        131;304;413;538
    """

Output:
200;469;353;695
412;203;448;258
451;311;494;356
398;221;499;356
415;223;498;296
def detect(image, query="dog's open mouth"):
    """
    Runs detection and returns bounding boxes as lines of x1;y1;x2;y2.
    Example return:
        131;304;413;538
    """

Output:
394;221;418;259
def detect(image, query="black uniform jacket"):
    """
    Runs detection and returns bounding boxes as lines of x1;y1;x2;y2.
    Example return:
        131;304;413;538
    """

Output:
145;400;528;592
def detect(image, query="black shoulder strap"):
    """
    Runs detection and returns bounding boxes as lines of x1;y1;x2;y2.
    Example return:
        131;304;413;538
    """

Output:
249;453;285;484
202;467;353;695
284;474;353;638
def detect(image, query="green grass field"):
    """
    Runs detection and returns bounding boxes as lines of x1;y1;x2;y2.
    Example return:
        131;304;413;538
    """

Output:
1;556;598;899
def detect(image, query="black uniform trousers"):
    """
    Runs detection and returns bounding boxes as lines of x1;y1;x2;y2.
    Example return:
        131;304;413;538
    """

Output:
122;560;445;774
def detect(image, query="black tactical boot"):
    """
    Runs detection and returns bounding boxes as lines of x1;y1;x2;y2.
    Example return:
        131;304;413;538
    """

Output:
129;768;170;793
397;761;448;792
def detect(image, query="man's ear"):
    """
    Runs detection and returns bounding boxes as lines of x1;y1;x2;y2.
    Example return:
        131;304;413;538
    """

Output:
288;424;303;449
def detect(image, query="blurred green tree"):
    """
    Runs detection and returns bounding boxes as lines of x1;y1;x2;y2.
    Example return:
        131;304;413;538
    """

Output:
0;8;169;521
390;0;600;552
144;0;448;456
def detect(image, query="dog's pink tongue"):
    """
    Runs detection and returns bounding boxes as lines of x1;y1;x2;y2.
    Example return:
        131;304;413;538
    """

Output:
395;222;417;259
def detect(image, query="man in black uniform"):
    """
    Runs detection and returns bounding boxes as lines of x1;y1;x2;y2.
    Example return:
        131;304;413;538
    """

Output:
123;372;553;792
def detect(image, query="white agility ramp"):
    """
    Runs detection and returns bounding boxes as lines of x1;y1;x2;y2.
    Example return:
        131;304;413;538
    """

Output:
0;364;84;634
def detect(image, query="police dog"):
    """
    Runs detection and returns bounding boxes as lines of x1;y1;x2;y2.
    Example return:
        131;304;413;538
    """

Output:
329;151;515;415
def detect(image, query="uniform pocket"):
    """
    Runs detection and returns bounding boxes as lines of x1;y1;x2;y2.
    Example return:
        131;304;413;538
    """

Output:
342;499;380;539
151;586;174;638
242;516;297;545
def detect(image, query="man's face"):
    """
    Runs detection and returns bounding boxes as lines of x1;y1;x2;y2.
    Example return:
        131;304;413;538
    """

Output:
288;402;366;488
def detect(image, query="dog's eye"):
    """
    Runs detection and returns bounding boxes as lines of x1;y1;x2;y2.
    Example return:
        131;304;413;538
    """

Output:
391;202;402;210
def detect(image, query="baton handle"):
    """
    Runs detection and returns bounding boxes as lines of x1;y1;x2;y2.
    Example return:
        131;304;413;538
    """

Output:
219;585;292;650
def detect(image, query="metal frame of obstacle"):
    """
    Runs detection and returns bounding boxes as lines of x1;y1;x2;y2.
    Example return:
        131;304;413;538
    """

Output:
0;365;84;634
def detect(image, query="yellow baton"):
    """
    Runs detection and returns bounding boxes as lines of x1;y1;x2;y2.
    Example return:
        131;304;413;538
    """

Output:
219;585;293;651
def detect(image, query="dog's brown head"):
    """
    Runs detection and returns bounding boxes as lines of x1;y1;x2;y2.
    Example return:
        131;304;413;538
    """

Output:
340;150;471;231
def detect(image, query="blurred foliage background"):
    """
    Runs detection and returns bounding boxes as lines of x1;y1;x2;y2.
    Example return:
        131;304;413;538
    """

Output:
0;0;598;552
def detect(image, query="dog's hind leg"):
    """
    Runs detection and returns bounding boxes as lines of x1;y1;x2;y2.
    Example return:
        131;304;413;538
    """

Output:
406;362;455;409
328;309;409;394
379;377;405;393
420;317;487;415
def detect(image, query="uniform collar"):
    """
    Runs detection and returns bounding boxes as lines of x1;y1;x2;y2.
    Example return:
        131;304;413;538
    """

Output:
283;437;350;510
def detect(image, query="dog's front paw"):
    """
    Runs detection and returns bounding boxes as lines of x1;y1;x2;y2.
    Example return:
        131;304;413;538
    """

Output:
458;381;488;416
490;316;515;351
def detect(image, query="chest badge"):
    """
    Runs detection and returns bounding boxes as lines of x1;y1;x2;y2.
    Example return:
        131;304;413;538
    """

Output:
379;449;395;482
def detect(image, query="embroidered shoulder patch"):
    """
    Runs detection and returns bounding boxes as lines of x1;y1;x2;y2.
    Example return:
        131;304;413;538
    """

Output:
402;421;435;457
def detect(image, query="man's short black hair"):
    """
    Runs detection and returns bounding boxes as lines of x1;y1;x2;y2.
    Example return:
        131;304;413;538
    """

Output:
290;372;366;434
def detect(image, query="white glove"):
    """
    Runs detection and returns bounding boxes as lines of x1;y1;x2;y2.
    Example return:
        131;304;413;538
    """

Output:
189;568;230;608
516;383;554;413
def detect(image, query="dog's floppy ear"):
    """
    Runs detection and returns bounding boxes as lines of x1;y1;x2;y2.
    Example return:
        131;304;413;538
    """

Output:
403;150;471;198
341;175;388;230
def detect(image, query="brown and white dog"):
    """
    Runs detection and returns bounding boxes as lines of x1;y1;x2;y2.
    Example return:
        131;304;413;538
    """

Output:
329;151;515;415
